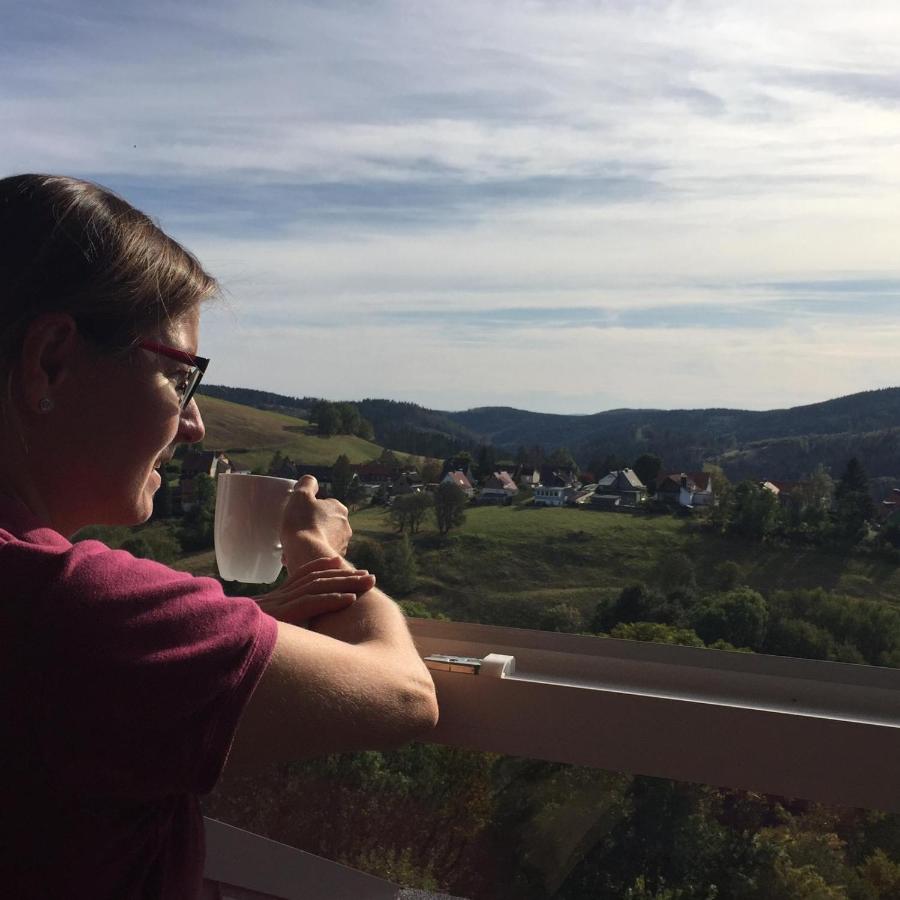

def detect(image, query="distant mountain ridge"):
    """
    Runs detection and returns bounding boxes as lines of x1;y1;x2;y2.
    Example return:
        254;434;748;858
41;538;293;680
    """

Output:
198;385;900;482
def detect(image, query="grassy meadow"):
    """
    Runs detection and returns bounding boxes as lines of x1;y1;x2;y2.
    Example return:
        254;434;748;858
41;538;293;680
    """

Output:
349;505;900;627
195;394;397;472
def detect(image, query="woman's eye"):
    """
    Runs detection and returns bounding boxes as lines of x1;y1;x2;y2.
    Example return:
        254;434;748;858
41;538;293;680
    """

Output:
169;371;191;393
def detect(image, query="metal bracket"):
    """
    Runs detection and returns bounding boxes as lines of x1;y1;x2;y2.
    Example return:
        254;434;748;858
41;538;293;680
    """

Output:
425;653;516;678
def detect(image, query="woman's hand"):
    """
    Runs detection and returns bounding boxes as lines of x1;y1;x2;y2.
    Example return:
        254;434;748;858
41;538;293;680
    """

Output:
280;475;353;570
255;555;375;626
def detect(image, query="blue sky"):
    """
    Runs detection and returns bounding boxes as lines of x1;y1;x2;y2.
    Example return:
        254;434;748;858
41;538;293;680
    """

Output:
4;0;900;413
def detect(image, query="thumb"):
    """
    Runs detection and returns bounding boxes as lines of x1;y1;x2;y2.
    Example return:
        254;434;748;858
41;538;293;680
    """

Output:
296;474;319;497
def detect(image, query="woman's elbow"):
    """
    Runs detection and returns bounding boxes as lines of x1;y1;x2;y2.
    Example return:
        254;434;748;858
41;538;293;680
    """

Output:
415;677;440;732
377;672;439;748
400;670;440;736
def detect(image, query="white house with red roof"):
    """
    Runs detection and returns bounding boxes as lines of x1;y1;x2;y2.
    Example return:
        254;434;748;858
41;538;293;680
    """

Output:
656;472;715;508
479;471;518;505
442;470;475;498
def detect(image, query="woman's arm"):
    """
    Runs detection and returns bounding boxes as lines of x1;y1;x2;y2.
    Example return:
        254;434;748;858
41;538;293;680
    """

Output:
225;478;438;770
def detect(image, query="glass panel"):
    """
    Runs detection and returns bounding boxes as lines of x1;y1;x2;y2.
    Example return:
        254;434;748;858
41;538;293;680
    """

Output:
204;748;900;899
347;503;900;669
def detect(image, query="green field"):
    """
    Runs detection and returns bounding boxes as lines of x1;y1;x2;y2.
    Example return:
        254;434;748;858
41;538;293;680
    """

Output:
170;501;900;625
349;505;900;627
196;395;415;472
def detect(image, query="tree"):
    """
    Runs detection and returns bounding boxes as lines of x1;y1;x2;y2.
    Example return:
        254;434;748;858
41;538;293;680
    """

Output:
356;418;375;441
267;449;285;476
610;622;705;648
702;463;730;498
434;481;467;535
474;444;497;481
539;603;585;633
834;457;875;542
378;448;402;468
801;465;834;516
331;454;354;503
336;402;361;435
309;400;332;435
689;587;769;650
389;492;434;534
712;560;743;592
632;454;662;493
180;473;216;550
382;535;418;595
420;459;443;484
152;464;174;519
548;446;577;471
348;538;386;581
592;583;675;632
590;453;624;478
728;481;782;541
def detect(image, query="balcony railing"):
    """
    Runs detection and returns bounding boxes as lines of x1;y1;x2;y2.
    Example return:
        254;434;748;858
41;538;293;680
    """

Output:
204;617;900;897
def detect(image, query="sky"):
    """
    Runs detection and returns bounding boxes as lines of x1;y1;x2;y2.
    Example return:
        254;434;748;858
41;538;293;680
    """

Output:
4;0;900;414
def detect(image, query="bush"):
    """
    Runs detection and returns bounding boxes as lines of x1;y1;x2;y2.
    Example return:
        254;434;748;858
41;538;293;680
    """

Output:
348;538;386;582
382;535;418;595
689;587;769;651
539;602;585;633
610;622;705;648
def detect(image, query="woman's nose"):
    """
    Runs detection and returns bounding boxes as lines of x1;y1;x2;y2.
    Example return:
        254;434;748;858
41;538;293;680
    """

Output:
178;398;206;445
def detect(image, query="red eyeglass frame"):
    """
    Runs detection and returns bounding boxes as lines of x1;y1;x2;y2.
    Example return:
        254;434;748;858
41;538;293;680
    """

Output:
136;340;210;409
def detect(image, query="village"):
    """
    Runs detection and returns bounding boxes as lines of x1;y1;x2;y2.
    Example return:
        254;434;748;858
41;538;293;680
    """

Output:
172;446;873;518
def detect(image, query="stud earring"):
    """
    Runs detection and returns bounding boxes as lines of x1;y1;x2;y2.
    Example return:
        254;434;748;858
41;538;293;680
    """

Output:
38;397;54;413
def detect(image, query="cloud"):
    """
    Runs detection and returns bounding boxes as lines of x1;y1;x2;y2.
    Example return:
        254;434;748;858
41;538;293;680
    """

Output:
4;0;900;411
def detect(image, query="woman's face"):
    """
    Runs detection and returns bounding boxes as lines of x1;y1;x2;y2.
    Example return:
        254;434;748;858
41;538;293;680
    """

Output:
33;308;206;535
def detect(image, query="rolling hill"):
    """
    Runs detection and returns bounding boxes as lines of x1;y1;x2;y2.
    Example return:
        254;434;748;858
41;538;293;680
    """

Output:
197;385;900;484
195;395;397;472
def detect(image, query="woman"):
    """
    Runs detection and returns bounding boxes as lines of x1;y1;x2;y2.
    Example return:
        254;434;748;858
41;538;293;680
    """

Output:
0;174;439;899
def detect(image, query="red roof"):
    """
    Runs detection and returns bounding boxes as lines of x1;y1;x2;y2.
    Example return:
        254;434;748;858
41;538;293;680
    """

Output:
445;471;473;490
658;472;712;492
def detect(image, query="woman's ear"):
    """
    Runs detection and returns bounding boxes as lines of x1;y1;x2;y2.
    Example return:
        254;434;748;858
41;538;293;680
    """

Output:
18;314;81;413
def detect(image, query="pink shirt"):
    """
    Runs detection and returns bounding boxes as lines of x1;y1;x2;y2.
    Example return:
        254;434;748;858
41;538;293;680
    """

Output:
0;497;278;899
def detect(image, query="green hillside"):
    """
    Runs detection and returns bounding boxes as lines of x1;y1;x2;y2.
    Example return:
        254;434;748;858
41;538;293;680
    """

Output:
349;505;900;629
196;395;391;472
200;383;900;482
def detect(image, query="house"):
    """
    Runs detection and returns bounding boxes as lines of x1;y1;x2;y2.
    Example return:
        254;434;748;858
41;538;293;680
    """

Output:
533;470;578;507
478;471;518;505
392;471;424;496
657;472;715;509
881;487;900;523
181;449;231;480
269;454;299;479
590;469;647;509
570;483;598;506
352;462;397;488
760;479;800;507
294;464;335;498
442;470;475;498
179;450;231;511
539;464;578;487
514;465;541;488
441;456;476;482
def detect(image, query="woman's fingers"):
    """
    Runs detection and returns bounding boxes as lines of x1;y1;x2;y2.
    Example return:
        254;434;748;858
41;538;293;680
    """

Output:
254;571;374;623
284;555;345;581
299;573;375;594
265;592;356;625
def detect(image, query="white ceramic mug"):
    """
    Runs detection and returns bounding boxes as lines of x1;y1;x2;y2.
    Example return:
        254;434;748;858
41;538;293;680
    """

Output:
214;473;298;583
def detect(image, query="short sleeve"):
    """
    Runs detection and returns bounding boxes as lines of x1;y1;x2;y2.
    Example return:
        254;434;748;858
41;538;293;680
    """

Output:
35;540;278;800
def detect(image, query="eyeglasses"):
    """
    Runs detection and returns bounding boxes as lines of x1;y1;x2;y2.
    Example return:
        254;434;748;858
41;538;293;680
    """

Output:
136;340;210;410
